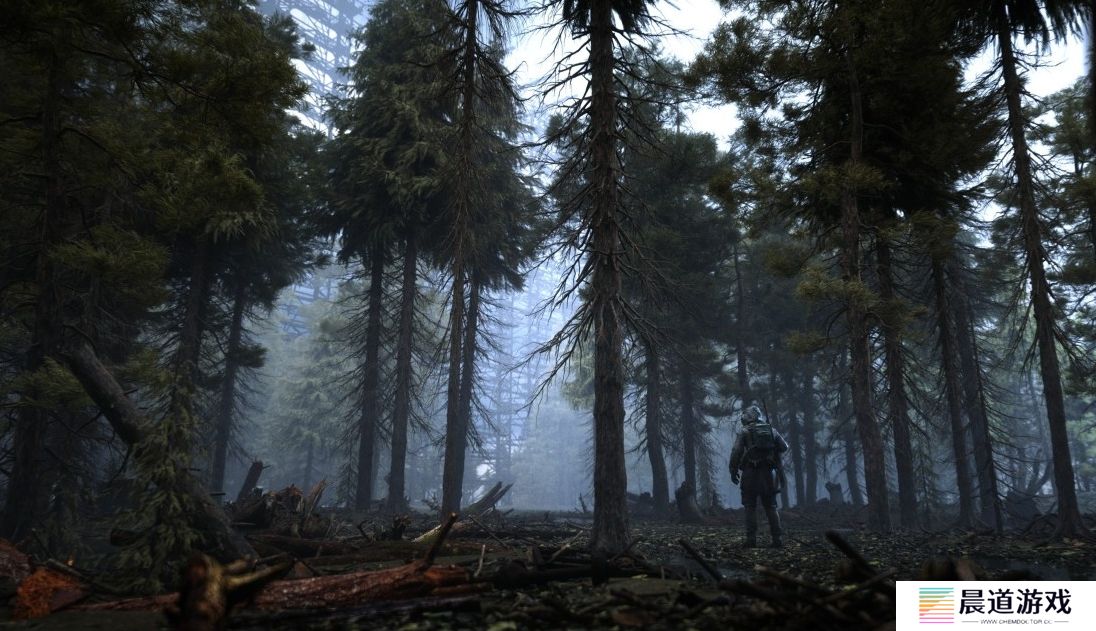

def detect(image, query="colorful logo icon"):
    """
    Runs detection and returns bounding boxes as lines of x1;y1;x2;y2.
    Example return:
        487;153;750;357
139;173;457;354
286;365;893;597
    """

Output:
919;587;955;624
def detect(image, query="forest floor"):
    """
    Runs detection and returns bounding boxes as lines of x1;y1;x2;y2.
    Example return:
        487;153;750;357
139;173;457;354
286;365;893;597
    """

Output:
4;504;1094;630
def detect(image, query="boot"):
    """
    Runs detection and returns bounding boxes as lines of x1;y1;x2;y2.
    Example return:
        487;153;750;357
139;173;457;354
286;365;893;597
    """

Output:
744;504;758;548
764;504;783;548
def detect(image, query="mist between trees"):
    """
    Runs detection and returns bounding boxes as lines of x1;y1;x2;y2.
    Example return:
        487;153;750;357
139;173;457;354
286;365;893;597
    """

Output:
0;0;1094;586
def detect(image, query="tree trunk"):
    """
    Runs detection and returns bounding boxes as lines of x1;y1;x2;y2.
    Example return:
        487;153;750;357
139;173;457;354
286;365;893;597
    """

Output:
587;0;628;553
801;366;818;504
931;255;975;528
680;360;697;505
1023;370;1052;493
783;371;805;507
1;56;64;540
440;0;484;516
211;277;247;494
387;232;417;512
453;275;481;511
874;233;918;527
835;364;863;507
996;13;1087;537
644;341;669;516
768;370;791;510
61;343;253;560
356;252;385;510
175;237;212;391
842;428;862;507
732;242;752;408
840;52;890;531
948;260;1003;532
441;265;467;515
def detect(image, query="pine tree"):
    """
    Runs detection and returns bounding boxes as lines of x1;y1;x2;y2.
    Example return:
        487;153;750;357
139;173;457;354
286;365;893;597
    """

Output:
959;0;1092;538
544;0;661;552
326;0;453;511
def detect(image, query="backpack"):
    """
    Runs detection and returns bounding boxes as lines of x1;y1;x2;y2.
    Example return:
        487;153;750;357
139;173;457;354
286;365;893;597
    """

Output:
744;422;777;464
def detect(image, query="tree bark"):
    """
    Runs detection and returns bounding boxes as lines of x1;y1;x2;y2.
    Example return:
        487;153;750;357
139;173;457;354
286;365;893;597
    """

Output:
441;263;467;515
356;252;385;509
931;255;975;528
454;275;481;511
840;53;889;530
783;371;805;507
732;242;752;408
680;360;697;506
61;343;253;560
441;0;484;517
835;362;863;507
768;370;790;510
644;341;669;516
387;232;418;512
211;277;247;494
842;427;862;507
948;260;1003;532
175;236;212;393
874;233;918;527
587;0;629;553
801;366;818;504
1;54;64;540
996;12;1088;537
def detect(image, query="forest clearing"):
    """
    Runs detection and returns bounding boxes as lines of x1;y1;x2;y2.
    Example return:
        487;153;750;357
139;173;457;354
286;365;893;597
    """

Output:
1;0;1095;628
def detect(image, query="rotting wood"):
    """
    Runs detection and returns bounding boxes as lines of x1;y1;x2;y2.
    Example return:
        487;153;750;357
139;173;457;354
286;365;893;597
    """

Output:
12;567;89;620
61;343;254;560
163;554;291;631
71;513;468;624
235;461;264;503
677;538;722;582
415;485;510;544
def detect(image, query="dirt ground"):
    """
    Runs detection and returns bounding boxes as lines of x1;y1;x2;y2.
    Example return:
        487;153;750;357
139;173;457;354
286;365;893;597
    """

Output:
4;505;1092;630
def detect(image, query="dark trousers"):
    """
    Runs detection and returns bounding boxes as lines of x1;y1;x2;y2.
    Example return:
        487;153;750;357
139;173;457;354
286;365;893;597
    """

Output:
741;464;782;544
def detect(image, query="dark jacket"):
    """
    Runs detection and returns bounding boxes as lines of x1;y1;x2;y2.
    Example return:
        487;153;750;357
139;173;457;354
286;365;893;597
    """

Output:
729;423;789;473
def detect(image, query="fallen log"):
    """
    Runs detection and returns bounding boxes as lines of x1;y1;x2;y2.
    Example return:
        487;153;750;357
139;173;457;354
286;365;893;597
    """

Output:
71;513;467;624
465;482;512;515
415;484;511;544
824;530;876;581
62;343;253;560
302;479;326;522
235;461;264;503
678;538;722;582
13;567;89;620
250;513;466;611
164;554;291;631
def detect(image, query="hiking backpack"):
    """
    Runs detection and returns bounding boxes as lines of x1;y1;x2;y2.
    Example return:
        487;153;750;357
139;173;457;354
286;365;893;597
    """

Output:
744;422;777;464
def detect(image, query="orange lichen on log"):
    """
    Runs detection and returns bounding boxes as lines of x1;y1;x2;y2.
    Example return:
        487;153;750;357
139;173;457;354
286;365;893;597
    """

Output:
250;562;470;610
12;567;88;619
70;561;471;615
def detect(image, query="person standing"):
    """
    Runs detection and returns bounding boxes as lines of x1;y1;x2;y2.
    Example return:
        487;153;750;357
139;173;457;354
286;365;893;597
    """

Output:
730;405;788;548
